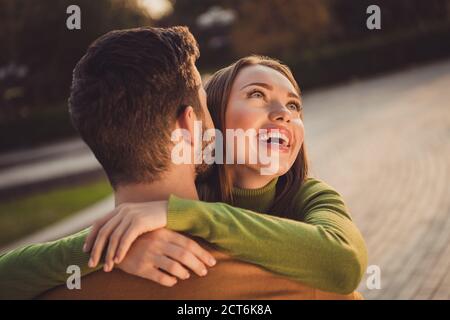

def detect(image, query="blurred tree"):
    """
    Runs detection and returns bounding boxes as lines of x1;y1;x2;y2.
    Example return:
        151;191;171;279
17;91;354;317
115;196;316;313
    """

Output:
0;0;152;122
329;0;450;41
159;0;238;70
162;0;450;68
162;0;331;68
230;0;331;61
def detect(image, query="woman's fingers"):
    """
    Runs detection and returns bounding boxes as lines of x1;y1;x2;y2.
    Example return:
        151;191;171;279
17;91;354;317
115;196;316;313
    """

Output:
167;231;216;267
88;214;123;268
103;218;132;272
163;242;209;277
83;210;118;253
154;255;190;280
114;222;145;264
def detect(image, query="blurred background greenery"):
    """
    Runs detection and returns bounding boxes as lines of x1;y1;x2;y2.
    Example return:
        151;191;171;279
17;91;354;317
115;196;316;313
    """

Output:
1;0;450;247
1;0;450;151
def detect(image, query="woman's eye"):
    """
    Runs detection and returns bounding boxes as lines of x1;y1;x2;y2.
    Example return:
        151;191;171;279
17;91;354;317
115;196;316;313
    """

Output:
287;102;301;111
249;90;264;99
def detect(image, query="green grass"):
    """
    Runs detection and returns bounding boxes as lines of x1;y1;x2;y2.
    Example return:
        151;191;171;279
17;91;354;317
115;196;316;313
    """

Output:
0;180;112;247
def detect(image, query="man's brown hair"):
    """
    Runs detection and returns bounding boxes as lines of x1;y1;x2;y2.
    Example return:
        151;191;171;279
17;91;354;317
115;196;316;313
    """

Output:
69;26;202;188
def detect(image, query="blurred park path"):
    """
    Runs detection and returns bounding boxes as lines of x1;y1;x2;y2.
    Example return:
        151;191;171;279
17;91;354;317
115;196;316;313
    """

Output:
0;139;109;254
0;139;88;170
304;59;450;299
0;138;102;199
1;59;449;299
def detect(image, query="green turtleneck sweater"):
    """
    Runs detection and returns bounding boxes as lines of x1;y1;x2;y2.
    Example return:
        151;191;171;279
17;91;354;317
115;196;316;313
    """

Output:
0;177;367;299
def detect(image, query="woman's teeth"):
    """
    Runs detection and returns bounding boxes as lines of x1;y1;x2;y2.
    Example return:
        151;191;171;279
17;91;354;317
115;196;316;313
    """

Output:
258;132;290;147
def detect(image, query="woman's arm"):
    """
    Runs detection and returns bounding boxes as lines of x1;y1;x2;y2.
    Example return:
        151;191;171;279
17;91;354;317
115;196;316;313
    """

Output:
0;227;215;299
165;179;368;294
87;178;368;294
0;228;101;299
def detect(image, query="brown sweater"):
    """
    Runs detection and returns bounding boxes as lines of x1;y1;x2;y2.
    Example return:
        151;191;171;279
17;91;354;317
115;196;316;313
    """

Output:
39;239;362;300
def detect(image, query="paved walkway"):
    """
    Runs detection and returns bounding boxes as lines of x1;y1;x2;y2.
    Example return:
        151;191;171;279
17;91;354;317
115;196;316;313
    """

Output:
0;139;101;191
304;59;450;299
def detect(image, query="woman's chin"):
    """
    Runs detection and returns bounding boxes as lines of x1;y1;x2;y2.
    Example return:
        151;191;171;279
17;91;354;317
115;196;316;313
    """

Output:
254;161;291;177
274;163;291;176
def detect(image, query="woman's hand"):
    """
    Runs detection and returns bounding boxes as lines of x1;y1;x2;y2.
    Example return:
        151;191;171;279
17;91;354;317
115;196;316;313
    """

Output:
117;228;216;286
83;201;170;271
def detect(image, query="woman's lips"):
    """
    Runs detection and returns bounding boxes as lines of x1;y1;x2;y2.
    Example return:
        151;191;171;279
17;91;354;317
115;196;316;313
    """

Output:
257;127;292;153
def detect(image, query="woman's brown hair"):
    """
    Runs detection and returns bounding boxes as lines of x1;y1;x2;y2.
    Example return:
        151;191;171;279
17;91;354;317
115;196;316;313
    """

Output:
196;55;309;219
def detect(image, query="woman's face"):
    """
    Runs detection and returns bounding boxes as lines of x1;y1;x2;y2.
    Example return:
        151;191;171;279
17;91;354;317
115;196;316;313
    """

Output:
225;64;304;187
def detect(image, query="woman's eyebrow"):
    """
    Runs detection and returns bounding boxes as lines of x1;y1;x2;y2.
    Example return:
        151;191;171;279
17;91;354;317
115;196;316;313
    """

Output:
288;91;301;100
241;82;301;100
240;82;273;91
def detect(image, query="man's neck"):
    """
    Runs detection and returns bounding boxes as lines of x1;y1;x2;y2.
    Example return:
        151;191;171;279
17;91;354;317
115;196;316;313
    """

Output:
114;165;198;206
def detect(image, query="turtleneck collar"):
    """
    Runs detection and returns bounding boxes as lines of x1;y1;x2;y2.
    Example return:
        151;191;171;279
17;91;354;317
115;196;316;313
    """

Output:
231;177;278;212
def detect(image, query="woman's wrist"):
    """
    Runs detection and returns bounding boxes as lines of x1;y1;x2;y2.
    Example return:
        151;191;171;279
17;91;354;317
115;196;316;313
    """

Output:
154;200;169;228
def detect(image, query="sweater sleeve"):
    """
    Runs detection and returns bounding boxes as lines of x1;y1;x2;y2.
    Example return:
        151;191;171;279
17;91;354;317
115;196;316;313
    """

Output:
166;178;368;294
0;228;102;299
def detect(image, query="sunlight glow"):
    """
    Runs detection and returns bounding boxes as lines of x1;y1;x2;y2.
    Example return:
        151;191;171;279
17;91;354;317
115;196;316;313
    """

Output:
138;0;172;19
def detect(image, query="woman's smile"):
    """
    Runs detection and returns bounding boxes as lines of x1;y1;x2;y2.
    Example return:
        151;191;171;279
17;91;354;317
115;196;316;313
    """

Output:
257;125;293;153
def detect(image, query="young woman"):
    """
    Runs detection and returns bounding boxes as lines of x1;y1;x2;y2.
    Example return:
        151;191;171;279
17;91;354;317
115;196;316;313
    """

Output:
0;56;367;298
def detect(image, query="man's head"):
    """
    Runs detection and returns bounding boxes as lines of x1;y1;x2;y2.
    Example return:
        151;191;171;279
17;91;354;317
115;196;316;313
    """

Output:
69;26;211;189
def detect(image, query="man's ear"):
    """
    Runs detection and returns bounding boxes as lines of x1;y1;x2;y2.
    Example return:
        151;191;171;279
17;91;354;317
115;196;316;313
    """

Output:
176;106;196;146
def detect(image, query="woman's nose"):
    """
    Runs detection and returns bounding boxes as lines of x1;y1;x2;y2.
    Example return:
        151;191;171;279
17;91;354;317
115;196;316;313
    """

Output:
269;103;292;123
